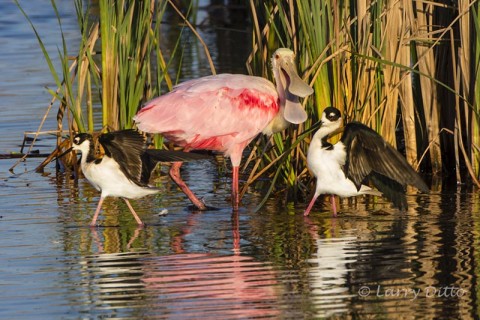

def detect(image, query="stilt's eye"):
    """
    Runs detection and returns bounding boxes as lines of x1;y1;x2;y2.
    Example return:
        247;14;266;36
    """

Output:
74;137;80;144
327;113;338;121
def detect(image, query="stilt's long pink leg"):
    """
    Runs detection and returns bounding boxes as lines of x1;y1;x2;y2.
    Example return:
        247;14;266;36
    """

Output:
123;198;144;226
304;194;338;217
331;195;337;217
304;194;319;216
232;166;239;211
90;197;105;227
169;161;207;210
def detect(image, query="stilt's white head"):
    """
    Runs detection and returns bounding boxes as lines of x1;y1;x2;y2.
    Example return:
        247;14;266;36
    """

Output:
310;106;343;142
72;133;93;155
320;106;342;132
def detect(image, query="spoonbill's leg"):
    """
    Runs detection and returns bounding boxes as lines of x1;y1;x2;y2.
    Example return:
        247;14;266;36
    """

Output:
169;161;207;210
232;166;240;211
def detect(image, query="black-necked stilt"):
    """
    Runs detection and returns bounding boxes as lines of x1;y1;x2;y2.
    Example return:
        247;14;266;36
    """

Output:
67;129;207;226
304;107;429;216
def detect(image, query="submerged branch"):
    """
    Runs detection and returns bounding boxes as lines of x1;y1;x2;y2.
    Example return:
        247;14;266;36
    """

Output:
9;88;62;173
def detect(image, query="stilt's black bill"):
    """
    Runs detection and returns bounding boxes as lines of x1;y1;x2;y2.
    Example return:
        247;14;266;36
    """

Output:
56;147;74;160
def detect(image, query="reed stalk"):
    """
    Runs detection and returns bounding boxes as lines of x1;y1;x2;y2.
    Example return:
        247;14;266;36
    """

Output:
15;0;188;170
246;0;480;203
16;1;183;134
473;3;480;177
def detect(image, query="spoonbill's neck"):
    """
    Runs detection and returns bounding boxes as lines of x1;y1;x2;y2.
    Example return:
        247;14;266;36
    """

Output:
261;69;289;135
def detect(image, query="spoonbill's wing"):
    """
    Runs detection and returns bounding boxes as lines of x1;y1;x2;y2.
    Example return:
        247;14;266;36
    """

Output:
134;74;280;158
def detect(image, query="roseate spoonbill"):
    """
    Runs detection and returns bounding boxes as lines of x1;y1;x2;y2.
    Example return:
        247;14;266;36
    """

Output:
134;48;313;210
66;129;207;226
303;107;429;216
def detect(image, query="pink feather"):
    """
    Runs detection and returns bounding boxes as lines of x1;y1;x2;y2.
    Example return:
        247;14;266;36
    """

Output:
134;74;279;165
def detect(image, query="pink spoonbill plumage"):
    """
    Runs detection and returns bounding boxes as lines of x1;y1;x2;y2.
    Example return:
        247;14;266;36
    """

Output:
134;48;313;210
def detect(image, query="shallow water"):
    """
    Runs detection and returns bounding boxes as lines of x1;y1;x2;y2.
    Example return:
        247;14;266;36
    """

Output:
1;1;480;319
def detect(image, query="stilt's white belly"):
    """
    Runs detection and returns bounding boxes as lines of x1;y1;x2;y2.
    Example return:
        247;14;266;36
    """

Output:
308;143;369;198
82;157;158;199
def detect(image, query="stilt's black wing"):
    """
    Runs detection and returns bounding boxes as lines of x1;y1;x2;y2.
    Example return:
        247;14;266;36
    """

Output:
368;173;409;210
99;129;145;184
341;122;429;208
140;149;210;183
99;130;211;185
144;149;210;162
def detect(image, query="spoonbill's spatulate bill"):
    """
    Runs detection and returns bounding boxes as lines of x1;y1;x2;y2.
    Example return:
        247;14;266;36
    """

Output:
304;107;429;216
134;48;313;211
68;129;207;226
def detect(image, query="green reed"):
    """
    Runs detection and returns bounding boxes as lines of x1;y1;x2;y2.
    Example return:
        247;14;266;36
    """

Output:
16;0;184;135
243;0;480;205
